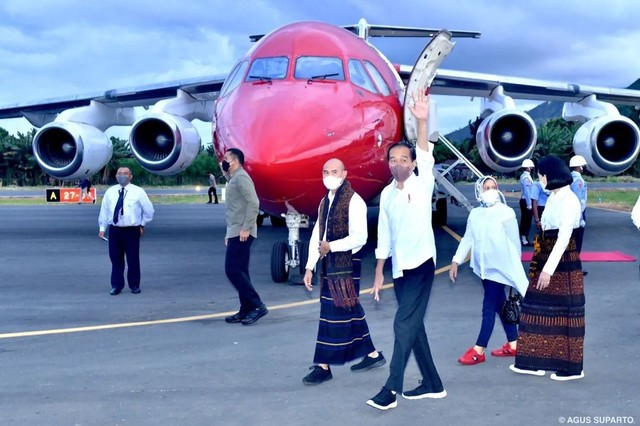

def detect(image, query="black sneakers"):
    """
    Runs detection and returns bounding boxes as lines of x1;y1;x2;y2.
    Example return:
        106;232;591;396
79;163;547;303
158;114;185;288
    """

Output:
366;387;397;410
302;365;332;385
402;381;447;400
350;352;386;372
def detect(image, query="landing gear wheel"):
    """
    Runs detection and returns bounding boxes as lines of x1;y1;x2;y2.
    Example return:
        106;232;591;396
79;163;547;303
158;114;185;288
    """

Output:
271;241;290;282
433;197;447;226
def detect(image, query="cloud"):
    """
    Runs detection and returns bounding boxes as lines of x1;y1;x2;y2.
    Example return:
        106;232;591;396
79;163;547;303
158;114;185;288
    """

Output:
1;0;640;137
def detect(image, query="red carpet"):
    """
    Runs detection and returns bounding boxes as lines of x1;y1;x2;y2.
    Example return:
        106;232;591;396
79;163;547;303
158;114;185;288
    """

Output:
521;251;636;262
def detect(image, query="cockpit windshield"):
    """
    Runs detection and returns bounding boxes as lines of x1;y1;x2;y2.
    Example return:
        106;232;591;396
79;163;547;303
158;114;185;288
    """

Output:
246;57;289;81
294;56;345;81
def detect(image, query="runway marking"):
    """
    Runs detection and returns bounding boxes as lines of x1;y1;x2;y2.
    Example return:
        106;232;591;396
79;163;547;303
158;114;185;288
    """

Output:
0;228;461;341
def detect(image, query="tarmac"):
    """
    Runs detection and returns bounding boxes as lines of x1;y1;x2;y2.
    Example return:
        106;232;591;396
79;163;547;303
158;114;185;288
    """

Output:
0;191;639;425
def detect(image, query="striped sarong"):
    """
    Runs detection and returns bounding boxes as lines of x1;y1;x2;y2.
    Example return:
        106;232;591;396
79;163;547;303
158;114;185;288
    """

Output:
515;229;585;375
313;258;375;365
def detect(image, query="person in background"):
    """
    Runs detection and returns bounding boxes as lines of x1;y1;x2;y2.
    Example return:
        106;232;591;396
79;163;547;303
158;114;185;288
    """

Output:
221;148;268;326
366;91;445;411
207;172;219;204
519;159;535;246
510;155;585;381
78;177;95;204
301;158;385;386
98;167;154;295
531;179;549;231
569;155;588;276
450;176;529;366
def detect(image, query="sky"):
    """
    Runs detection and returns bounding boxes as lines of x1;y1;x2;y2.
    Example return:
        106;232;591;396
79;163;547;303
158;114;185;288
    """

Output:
1;0;640;140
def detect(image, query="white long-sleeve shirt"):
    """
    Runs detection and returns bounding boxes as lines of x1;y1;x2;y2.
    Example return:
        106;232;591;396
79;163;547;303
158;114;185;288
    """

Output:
98;183;154;232
631;195;640;229
540;185;581;275
305;190;367;270
375;144;436;279
452;202;529;296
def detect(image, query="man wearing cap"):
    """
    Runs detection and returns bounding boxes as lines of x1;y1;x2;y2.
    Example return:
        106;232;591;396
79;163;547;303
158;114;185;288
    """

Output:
570;155;588;275
519;159;535;246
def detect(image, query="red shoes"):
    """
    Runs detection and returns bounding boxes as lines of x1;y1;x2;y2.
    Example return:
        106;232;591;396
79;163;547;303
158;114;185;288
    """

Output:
458;348;486;365
490;343;517;357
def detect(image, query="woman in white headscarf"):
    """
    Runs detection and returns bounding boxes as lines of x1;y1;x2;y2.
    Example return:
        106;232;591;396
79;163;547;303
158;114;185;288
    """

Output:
449;176;528;366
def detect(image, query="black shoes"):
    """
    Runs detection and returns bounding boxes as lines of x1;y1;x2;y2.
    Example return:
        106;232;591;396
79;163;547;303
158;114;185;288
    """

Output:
351;352;386;372
302;365;333;385
110;288;140;295
366;387;397;411
402;382;447;400
241;304;268;325
225;312;248;323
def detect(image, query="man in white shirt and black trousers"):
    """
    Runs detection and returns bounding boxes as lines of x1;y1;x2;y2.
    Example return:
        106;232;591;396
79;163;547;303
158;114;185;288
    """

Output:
367;91;446;411
98;167;154;295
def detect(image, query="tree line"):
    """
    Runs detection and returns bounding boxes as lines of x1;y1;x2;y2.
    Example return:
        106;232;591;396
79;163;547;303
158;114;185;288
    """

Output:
0;128;222;187
2;116;640;187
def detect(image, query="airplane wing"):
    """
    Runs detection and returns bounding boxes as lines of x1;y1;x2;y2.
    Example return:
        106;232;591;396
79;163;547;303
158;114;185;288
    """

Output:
0;74;226;125
398;66;640;106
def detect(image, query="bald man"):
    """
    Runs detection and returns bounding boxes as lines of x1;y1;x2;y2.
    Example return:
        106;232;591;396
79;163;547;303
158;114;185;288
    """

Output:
301;158;385;386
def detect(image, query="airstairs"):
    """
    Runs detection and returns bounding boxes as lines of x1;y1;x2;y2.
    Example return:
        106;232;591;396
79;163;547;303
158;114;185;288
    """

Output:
433;134;485;213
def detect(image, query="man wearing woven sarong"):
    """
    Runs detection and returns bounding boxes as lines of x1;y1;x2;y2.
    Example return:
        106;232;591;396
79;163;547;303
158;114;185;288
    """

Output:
302;158;386;385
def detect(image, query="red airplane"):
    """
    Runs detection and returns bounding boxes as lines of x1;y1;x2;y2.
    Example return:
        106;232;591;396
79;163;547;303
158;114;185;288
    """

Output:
2;18;640;282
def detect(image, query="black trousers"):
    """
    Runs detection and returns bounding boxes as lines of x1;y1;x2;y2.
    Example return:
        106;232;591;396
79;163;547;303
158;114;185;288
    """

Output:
108;225;141;290
208;186;218;203
384;258;443;393
575;211;586;253
519;199;533;239
225;236;262;313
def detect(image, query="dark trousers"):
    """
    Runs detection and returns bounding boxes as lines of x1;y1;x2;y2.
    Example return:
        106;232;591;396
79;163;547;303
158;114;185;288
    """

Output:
575;211;585;253
519;199;532;239
225;236;262;313
208;186;218;203
476;279;518;348
384;258;443;393
108;225;141;290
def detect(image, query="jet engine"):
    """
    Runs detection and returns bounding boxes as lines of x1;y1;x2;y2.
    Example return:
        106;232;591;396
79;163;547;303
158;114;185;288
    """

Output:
32;122;112;180
572;115;640;176
129;113;201;175
476;109;537;173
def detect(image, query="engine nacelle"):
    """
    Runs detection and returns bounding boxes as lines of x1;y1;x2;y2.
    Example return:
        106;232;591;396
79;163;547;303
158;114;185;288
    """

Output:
573;115;640;176
32;122;112;180
129;113;201;176
476;109;537;172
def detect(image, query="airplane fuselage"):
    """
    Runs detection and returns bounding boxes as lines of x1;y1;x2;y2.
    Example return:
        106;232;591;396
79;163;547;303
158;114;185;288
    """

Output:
213;21;405;218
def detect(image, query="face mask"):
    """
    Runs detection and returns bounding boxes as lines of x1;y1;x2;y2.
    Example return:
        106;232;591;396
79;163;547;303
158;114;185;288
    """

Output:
480;189;500;207
323;176;343;191
221;160;231;172
390;164;413;182
539;180;546;190
116;175;129;186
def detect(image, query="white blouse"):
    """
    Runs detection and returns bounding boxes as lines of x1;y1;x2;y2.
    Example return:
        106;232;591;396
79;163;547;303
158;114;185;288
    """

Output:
452;202;529;295
539;185;582;275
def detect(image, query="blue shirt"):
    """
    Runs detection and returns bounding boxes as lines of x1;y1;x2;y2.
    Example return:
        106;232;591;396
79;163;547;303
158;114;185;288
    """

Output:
519;171;533;208
530;181;549;207
570;171;587;226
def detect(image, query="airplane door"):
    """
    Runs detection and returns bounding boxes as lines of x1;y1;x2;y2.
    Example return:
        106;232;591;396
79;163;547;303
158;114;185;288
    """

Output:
403;31;454;143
